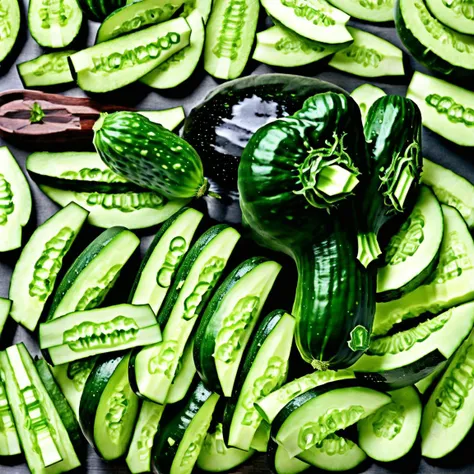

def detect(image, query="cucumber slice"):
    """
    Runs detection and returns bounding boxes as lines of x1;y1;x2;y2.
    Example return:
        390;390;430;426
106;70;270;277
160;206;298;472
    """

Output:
377;186;444;301
298;434;367;471
141;9;205;89
350;84;386;123
17;51;76;87
425;0;474;34
40;184;189;229
69;17;191;93
396;0;474;77
373;205;474;336
198;423;254;472
9;203;89;332
28;0;82;48
1;344;80;472
151;382;220;474
326;0;394;21
255;369;355;424
126;401;165;473
269;441;310;474
130;207;203;313
0;297;11;338
274;380;391;458
204;0;260;80
0;147;32;253
250;420;271;452
415;362;445;394
421;327;474;458
194;257;282;396
0;0;20;63
253;25;340;68
184;0;213;22
40;304;161;365
0;358;20;457
422;159;474;228
96;0;184;43
329;27;404;77
138;107;186;130
80;353;140;461
261;0;352;45
131;225;240;404
166;338;196;404
224;311;294;450
358;386;422;462
407;72;474;147
352;302;474;389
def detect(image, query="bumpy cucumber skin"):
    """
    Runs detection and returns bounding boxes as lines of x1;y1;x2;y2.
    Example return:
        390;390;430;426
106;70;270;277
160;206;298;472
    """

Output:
94;112;206;200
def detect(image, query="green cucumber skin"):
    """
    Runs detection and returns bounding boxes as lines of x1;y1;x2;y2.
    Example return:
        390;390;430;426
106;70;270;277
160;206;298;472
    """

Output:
193;256;269;393
151;381;214;473
94;112;205;200
47;226;128;321
79;353;125;455
34;358;85;455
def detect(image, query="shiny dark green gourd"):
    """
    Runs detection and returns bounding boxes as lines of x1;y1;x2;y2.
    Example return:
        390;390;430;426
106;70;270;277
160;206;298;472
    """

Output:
93;111;207;200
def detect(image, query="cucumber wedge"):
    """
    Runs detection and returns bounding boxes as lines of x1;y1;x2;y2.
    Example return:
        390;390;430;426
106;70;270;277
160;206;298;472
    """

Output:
9;203;89;331
327;0;394;21
426;0;474;34
17;51;76;87
329;27;404;77
350;84;386;123
0;297;12;338
250;420;271;452
166;338;197;404
358;386;422;462
0;357;20;457
69;17;191;93
407;72;474;146
194;257;282;396
96;0;184;43
0;0;20;63
268;441;310;474
0;147;32;253
261;0;352;45
253;25;340;68
204;0;260;80
141;9;205;89
377;186;444;301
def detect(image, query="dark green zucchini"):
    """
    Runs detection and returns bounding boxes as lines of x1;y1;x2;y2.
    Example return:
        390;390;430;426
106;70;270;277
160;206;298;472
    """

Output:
94;111;208;200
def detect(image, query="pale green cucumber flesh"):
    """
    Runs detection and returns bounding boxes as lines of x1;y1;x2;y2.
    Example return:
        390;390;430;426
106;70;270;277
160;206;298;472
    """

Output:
425;0;474;34
326;0;394;21
138;107;186;130
166;338;197;404
0;297;12;339
250;420;271;452
274;444;310;474
0;0;20;62
350;83;386;123
0;362;20;456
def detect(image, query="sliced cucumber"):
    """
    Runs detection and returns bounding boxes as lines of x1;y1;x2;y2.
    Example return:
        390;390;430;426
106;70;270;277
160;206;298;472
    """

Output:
261;0;352;45
198;422;254;472
151;382;220;474
80;353;140;461
0;0;20;63
273;380;391;458
69;17;191;93
352;302;474;389
421;327;474;458
194;257;282;397
329;27;404;77
0;297;11;338
298;434;367;471
407;71;474;146
166;338;196;404
223;311;294;450
253;25;339;68
17;51;76;87
373;205;474;336
426;0;474;34
1;344;80;472
131;225;240;404
138;107;186;131
204;0;260;80
96;0;184;43
0;357;20;457
250;420;271;452
141;9;205;89
326;0;394;21
9;203;89;332
126;401;165;474
40;184;189;229
40;303;161;365
28;0;82;48
268;441;310;474
396;0;474;77
0;147;32;253
255;369;355;424
415;362;445;394
350;84;386;123
358;386;422;462
422;158;474;228
377;186;444;301
184;0;213;22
